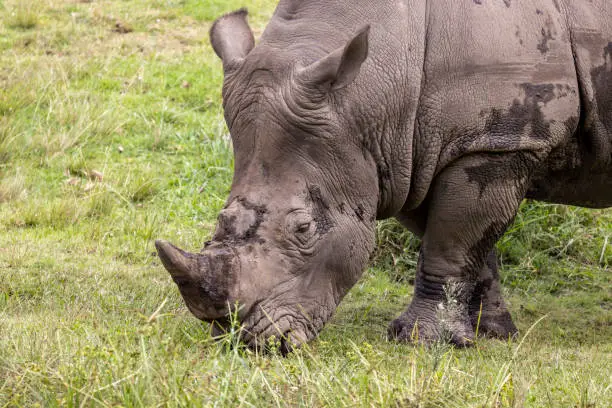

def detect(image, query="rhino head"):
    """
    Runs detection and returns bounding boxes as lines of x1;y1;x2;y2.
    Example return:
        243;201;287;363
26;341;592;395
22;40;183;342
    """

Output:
156;9;378;352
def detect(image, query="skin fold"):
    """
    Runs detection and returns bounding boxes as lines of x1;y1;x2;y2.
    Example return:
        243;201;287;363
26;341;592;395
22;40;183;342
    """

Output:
156;0;611;350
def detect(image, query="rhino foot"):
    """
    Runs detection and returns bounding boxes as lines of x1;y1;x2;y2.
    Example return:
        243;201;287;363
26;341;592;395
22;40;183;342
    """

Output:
388;297;475;347
471;309;518;340
469;250;519;340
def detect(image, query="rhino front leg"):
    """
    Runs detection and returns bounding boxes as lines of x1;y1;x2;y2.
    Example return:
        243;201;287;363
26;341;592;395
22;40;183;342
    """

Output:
396;206;519;338
470;250;518;339
389;152;535;346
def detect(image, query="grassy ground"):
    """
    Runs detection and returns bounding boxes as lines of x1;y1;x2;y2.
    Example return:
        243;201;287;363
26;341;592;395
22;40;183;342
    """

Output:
0;0;610;406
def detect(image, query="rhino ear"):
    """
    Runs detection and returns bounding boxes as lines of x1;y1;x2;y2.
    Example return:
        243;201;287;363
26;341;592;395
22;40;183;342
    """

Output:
299;25;370;92
210;8;255;71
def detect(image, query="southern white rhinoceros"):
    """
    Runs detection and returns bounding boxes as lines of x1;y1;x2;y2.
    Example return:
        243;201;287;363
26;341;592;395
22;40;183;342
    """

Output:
156;0;611;351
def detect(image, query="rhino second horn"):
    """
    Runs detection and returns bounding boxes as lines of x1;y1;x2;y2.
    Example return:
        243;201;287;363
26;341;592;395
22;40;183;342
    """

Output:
155;240;200;283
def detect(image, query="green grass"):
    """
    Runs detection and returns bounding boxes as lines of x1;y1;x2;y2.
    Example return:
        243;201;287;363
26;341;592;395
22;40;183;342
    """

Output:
0;1;610;406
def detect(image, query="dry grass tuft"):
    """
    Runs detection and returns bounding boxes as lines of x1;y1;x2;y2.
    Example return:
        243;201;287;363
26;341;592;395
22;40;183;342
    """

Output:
5;2;40;30
0;170;27;203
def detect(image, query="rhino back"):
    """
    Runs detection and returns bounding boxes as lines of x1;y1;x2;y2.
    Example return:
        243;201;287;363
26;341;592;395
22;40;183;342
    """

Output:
256;1;611;211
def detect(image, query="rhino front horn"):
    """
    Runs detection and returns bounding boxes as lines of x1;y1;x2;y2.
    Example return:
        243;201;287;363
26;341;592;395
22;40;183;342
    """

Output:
155;240;200;283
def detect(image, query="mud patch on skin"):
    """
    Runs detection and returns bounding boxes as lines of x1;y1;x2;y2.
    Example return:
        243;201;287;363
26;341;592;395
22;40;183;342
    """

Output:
521;83;556;104
471;277;494;306
450;82;573;158
354;204;365;221
472;278;494;301
170;248;236;321
199;248;235;306
461;152;538;277
536;11;558;55
526;43;612;206
464;155;514;197
489;84;552;142
464;151;535;198
461;220;513;282
307;185;333;234
466;251;518;337
537;26;555;54
237;197;268;242
214;197;268;245
470;252;500;308
489;82;557;141
515;27;524;45
216;213;238;238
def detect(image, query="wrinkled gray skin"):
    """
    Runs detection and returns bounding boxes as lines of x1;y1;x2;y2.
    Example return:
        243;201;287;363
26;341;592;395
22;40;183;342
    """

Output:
156;0;611;351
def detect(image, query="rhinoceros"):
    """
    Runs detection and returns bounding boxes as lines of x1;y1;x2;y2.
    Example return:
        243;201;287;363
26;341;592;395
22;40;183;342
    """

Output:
156;0;611;351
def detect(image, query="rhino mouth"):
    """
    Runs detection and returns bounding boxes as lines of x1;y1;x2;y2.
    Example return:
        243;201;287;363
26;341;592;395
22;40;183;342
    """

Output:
156;240;331;353
207;302;317;355
243;316;312;355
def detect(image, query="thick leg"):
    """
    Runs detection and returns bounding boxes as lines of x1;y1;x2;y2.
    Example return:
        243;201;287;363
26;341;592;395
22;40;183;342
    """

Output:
469;250;518;339
389;152;535;346
396;175;522;340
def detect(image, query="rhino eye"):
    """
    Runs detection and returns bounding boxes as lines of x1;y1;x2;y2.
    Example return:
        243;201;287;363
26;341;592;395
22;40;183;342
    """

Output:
285;211;318;249
295;222;312;234
294;220;315;239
